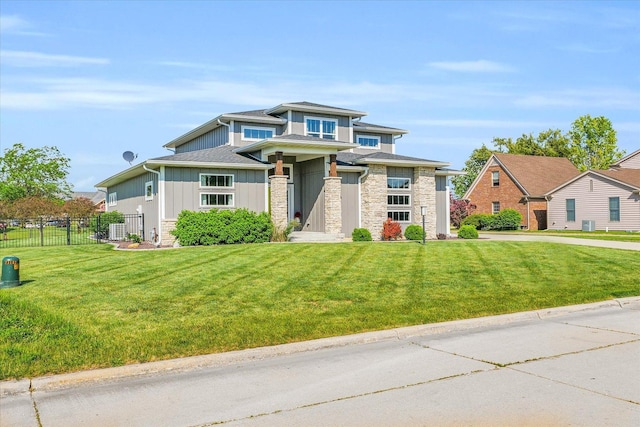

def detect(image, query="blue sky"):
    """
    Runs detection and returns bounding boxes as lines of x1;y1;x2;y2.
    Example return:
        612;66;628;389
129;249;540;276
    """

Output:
1;0;638;191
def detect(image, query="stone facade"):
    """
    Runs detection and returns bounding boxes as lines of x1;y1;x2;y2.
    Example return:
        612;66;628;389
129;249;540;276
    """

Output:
269;175;288;230
412;167;437;239
323;176;342;235
161;219;177;246
360;164;387;239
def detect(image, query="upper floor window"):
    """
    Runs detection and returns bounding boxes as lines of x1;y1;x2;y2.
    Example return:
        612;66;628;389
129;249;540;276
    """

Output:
387;177;411;189
200;174;234;188
492;201;500;215
242;126;274;141
388;195;410;205
566;199;575;222
357;135;380;149
145;181;153;201
200;193;234;208
108;192;117;207
492;171;500;187
609;197;620;222
305;117;337;140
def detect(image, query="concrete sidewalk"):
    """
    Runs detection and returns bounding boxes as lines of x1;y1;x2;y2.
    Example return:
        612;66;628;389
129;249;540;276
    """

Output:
2;298;639;426
479;231;640;251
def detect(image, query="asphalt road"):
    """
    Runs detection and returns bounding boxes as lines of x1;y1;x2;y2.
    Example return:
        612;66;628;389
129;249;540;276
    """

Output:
2;298;639;427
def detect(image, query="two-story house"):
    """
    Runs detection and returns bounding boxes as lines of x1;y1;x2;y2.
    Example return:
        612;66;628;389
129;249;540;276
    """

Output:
96;102;459;244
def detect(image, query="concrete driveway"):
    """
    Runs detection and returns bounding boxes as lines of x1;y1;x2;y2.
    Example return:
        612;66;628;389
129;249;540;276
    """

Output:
478;231;640;251
2;298;639;427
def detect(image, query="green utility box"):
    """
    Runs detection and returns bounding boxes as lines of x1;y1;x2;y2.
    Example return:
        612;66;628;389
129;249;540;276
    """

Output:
1;256;21;288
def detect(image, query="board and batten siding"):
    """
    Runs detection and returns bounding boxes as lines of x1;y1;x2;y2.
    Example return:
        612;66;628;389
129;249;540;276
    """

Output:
299;158;325;232
339;172;360;236
175;127;228;154
435;176;449;236
106;171;159;241
548;174;640;231
163;167;266;219
352;132;394;155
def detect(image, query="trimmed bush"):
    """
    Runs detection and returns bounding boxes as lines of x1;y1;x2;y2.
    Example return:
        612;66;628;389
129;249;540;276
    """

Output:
382;218;402;241
171;208;273;245
457;225;479;239
461;213;490;230
404;224;424;241
352;228;372;242
461;209;523;231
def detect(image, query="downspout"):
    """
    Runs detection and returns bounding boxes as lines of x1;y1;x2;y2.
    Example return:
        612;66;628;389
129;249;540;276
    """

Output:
392;134;403;154
143;164;162;244
218;119;231;146
357;166;370;228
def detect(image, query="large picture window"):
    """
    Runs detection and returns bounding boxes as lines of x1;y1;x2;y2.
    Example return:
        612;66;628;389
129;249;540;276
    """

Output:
200;174;234;188
566;199;575;222
387;178;411;189
305;117;337;140
200;193;234;207
357;135;380;149
241;126;275;141
609;197;620;222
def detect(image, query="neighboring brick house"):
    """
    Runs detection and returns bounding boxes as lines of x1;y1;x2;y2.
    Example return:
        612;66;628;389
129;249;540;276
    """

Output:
464;153;580;230
96;102;460;243
70;191;106;212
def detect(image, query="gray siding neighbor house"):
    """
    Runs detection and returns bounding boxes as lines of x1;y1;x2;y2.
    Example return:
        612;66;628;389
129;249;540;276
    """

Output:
96;102;460;244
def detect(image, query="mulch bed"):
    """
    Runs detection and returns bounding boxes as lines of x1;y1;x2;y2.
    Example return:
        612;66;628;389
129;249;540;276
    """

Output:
115;241;170;250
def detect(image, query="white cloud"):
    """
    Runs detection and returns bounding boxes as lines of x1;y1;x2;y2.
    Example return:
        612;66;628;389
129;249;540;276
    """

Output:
1;50;109;67
428;60;515;73
403;119;551;129
0;15;49;36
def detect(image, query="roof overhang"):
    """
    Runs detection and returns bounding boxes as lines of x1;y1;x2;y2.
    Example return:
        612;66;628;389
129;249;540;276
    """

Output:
95;163;147;188
353;125;408;135
234;138;358;156
436;169;465;177
336;165;368;172
145;159;271;170
266;103;367;117
355;158;450;168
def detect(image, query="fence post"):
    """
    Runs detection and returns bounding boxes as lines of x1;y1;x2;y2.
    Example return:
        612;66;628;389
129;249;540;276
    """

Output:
40;217;44;247
96;214;101;243
141;213;145;242
67;217;71;245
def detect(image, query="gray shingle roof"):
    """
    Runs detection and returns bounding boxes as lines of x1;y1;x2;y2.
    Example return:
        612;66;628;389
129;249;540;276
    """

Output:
353;121;405;131
337;151;447;165
151;145;268;165
228;109;272;118
288;101;361;113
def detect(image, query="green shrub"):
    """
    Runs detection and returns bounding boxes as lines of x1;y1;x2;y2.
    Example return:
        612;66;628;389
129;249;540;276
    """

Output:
457;225;479;239
172;208;273;245
461;213;489;230
352;228;372;242
461;210;523;231
90;211;124;238
404;224;424;241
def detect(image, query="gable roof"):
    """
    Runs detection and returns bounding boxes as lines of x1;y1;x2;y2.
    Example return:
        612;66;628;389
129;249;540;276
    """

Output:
610;148;640;168
266;101;367;117
464;153;580;199
70;191;105;204
546;168;640;195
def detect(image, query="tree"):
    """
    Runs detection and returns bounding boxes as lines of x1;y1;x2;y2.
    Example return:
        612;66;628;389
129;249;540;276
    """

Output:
449;194;476;228
451;144;494;197
568;115;625;171
10;196;62;219
63;197;96;217
0;143;72;202
493;129;571;158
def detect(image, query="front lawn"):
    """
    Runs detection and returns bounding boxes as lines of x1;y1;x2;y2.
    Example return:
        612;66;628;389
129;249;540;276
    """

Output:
1;241;638;380
483;230;640;243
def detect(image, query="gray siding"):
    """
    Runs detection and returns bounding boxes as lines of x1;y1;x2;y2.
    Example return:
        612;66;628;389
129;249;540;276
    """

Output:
352;132;394;155
106;171;159;241
299;158;325;231
164;167;266;219
435;176;449;235
339;172;360;236
176;127;229;154
548;174;640;231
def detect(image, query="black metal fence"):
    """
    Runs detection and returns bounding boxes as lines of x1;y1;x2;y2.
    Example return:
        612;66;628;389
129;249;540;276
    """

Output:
0;214;144;248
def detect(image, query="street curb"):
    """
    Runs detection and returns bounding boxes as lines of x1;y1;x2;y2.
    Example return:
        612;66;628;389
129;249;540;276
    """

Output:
2;296;638;396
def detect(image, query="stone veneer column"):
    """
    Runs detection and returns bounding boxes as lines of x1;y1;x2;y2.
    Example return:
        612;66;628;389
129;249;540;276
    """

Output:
270;175;288;230
323;176;342;235
413;167;437;239
360;164;387;240
161;219;177;246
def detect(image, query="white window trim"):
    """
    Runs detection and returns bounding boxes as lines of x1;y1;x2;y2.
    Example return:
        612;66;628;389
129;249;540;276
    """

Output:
108;192;117;207
304;115;338;139
356;134;381;150
492;171;500;187
241;125;276;142
387;194;411;206
387;177;411;190
199;173;235;189
387;210;411;222
145;181;153;201
200;193;234;208
492;201;500;215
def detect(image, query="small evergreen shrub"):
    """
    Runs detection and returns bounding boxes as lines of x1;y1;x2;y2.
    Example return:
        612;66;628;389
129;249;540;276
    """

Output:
461;209;523;231
172;208;273;245
404;224;424;241
458;225;479;239
352;228;372;242
382;218;402;241
461;213;491;230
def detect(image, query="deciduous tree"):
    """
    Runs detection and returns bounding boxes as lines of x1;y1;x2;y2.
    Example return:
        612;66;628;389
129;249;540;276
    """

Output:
451;144;494;197
568;115;625;171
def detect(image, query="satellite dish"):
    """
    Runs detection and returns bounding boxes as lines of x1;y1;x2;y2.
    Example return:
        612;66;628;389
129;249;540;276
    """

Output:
122;151;138;165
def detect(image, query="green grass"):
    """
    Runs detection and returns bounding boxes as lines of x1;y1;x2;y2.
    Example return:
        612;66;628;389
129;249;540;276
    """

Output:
1;241;639;380
1;225;94;247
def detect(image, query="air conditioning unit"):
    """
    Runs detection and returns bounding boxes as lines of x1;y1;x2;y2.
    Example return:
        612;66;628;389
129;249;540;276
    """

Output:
582;220;595;232
109;223;127;240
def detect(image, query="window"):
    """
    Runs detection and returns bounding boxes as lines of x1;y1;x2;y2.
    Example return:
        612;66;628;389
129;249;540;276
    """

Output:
566;199;575;222
108;192;117;207
387;195;410;205
241;126;274;141
145;181;153;201
200;174;234;188
492;171;500;187
388;211;410;222
357;135;380;149
492;201;500;215
387;178;411;189
609;197;620;222
200;193;234;207
305;117;337;140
